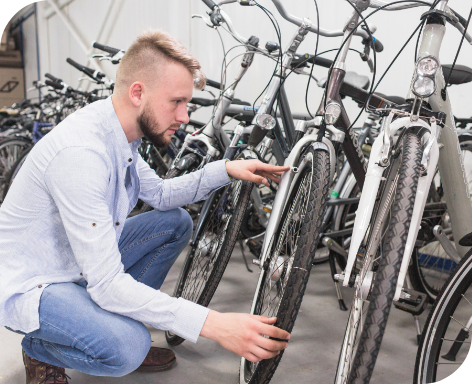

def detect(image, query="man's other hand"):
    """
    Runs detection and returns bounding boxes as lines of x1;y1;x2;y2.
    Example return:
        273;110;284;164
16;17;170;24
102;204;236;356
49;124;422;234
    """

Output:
225;159;290;187
200;310;290;362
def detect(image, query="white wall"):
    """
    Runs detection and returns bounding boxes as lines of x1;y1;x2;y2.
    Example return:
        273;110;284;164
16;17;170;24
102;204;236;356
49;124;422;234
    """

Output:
20;0;472;123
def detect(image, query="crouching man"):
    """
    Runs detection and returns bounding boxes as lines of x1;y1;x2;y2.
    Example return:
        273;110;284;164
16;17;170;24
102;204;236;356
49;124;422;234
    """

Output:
0;28;290;383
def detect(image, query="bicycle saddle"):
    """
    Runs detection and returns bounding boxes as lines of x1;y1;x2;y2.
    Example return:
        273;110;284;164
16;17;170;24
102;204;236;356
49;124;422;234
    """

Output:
318;71;370;91
459;232;472;246
442;64;472;85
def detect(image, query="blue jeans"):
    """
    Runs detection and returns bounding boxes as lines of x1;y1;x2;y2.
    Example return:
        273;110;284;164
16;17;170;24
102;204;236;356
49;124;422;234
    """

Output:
17;208;192;377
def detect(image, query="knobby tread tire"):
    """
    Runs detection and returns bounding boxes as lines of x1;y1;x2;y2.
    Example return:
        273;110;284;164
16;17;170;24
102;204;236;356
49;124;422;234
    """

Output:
243;148;331;384
347;133;423;384
166;180;254;346
414;247;472;383
1;144;32;202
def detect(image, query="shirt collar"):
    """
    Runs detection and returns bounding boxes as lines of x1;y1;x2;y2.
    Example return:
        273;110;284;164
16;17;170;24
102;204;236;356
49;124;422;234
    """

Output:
105;96;142;166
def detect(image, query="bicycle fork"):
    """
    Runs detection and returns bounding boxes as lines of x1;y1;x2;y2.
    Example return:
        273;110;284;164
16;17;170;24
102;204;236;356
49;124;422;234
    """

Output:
342;113;441;303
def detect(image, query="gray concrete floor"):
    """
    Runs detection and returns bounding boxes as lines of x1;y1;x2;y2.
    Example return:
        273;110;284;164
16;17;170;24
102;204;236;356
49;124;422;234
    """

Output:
0;245;433;384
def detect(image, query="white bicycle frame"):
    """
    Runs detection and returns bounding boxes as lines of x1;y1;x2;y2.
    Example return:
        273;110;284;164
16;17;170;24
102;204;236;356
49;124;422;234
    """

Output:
343;5;472;302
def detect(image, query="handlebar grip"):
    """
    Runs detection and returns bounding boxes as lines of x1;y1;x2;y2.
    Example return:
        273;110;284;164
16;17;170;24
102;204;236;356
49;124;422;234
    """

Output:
372;37;384;53
66;58;106;80
45;73;62;83
311;56;333;69
45;79;64;90
201;0;218;10
206;79;222;90
92;41;121;56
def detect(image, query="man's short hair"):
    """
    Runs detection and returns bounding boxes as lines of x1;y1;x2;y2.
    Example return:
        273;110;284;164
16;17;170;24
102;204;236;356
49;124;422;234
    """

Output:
116;29;206;92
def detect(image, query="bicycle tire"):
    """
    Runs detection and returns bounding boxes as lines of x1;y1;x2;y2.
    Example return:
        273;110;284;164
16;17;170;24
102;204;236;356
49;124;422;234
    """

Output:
0;138;32;203
166;178;254;346
414;247;472;383
408;137;472;302
344;132;422;384
239;146;331;384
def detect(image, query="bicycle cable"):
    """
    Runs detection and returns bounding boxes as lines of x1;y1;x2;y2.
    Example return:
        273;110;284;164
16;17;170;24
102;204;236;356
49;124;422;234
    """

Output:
441;5;472;99
304;0;321;118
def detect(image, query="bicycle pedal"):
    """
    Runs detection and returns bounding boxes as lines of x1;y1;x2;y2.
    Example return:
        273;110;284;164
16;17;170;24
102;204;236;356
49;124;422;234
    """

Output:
393;288;428;316
247;239;262;257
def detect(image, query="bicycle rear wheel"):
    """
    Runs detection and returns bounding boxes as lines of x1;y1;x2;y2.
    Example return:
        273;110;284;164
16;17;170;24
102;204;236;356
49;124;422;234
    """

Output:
240;146;331;384
166;178;254;346
335;132;422;384
0;139;32;202
414;247;472;383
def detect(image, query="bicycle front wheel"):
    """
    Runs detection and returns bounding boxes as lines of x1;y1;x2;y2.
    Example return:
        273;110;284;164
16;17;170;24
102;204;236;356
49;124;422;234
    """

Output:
240;146;331;384
336;132;423;384
414;247;472;383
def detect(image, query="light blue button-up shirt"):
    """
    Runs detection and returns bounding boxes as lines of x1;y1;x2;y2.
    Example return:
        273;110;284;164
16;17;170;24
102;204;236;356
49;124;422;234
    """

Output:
0;96;231;343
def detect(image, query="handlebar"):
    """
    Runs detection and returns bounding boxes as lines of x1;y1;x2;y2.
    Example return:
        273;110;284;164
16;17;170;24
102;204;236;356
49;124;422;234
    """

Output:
92;41;121;55
66;58;106;80
271;0;370;40
205;79;222;90
45;79;64;91
202;0;219;10
45;73;62;83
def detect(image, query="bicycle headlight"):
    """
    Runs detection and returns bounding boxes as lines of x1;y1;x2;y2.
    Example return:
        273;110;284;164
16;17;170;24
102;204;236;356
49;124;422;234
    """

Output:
413;77;435;98
324;102;342;125
412;55;439;98
255;114;276;130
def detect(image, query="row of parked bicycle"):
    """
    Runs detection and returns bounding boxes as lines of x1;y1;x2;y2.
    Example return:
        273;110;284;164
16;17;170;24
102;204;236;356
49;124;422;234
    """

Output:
1;0;472;383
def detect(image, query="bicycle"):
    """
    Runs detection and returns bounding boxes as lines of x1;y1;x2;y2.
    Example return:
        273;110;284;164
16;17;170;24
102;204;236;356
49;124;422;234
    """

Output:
331;1;472;383
236;1;394;382
414;244;472;382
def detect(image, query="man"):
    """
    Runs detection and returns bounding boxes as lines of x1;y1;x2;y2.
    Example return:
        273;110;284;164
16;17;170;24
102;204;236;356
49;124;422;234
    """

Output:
0;29;291;383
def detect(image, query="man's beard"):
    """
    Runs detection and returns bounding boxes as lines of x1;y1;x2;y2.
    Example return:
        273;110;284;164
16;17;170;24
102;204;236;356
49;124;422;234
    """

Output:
137;104;178;149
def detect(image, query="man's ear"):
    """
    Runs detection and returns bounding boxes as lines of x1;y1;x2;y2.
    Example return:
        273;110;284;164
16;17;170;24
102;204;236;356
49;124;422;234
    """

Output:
129;82;144;107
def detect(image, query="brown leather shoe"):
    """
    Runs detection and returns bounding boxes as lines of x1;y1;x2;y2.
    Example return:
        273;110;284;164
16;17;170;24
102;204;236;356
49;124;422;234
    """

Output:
136;346;176;372
23;349;70;383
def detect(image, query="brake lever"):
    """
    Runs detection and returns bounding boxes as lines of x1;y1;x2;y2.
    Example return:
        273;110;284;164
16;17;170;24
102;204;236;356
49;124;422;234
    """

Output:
192;14;215;28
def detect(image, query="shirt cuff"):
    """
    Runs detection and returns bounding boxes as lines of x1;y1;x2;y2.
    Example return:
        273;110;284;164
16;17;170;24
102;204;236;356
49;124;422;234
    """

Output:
204;159;232;189
169;298;210;343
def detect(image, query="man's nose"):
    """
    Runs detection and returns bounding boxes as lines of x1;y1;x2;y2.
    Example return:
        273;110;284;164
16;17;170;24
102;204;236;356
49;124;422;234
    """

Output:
177;105;189;124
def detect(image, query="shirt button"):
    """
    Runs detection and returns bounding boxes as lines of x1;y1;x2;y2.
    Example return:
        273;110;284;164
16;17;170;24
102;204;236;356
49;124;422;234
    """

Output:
116;222;120;226
128;158;132;162
80;273;83;276
124;183;127;187
38;285;42;288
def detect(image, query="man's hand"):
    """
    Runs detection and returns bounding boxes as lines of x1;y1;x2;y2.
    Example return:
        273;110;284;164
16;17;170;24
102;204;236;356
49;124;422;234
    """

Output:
200;310;290;362
225;159;290;187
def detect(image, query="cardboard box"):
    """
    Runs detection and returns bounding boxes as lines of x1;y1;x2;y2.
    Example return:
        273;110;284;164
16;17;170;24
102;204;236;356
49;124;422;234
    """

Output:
0;50;22;68
0;67;24;108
